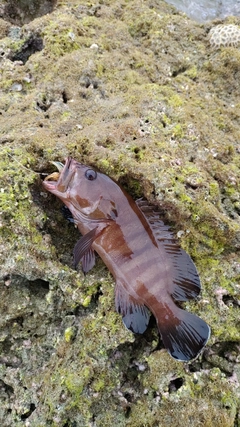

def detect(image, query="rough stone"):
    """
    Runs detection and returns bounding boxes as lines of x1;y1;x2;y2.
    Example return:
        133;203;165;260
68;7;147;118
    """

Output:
0;1;239;426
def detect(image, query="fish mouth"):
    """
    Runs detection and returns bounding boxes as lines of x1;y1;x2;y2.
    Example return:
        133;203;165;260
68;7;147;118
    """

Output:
43;157;75;194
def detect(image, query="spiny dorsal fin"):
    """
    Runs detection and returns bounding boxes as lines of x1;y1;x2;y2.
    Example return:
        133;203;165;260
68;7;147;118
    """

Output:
136;199;201;301
136;199;174;240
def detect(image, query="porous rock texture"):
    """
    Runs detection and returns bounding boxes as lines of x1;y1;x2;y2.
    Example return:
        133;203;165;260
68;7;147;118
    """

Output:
0;1;240;426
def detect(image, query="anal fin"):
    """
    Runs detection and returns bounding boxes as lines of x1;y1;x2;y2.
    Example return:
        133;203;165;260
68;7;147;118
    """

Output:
115;281;150;334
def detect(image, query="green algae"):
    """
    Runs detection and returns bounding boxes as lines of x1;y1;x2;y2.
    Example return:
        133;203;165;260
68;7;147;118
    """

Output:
42;19;84;57
0;0;240;425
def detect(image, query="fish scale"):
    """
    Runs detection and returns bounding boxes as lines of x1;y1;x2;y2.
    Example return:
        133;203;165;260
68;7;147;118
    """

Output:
43;157;210;362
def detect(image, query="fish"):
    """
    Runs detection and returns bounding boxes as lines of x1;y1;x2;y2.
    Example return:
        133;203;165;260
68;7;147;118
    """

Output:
43;157;210;361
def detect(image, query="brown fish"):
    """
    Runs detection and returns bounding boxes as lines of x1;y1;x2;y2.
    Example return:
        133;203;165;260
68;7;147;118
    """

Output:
43;157;210;361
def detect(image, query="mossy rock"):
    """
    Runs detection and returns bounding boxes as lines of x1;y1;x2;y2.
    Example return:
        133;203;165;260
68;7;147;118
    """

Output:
0;0;239;426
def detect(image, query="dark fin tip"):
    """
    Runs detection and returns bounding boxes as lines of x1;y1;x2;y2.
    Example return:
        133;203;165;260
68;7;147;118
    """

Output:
115;281;150;334
158;310;210;362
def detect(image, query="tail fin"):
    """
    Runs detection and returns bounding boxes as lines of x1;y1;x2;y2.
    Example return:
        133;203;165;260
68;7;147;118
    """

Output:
156;303;210;362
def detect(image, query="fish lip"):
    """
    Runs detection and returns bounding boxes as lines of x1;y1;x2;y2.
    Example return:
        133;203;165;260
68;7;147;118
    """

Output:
42;179;58;192
43;157;76;194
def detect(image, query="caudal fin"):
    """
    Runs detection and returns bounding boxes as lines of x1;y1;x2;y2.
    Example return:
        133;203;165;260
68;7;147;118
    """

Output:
156;304;210;362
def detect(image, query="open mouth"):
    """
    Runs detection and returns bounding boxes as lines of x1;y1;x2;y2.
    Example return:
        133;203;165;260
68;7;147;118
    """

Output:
42;157;74;193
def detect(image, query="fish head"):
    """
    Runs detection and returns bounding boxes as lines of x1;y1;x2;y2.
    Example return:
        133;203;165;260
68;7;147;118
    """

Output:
43;157;119;221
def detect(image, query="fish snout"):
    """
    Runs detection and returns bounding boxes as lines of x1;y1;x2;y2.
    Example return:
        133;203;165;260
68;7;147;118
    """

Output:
43;157;75;194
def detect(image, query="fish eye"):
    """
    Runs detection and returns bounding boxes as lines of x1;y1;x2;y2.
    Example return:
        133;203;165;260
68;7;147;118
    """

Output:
85;169;97;181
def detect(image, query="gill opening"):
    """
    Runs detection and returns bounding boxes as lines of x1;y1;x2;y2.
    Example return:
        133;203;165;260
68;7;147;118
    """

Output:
71;203;113;225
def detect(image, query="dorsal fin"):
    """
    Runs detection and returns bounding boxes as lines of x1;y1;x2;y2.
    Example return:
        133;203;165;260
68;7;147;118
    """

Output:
136;199;201;301
136;199;174;239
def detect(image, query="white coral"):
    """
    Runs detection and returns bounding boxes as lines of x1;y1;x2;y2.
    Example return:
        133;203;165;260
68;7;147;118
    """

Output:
209;24;240;48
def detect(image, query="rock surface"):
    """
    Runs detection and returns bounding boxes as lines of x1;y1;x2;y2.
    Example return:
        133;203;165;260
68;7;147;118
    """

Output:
0;0;239;426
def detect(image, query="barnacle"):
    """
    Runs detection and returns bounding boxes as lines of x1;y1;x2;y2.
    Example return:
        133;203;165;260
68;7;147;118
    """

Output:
209;24;240;48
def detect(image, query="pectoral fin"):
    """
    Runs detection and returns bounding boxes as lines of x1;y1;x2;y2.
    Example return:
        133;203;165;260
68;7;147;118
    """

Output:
115;281;150;334
74;222;110;272
81;248;96;274
73;227;98;270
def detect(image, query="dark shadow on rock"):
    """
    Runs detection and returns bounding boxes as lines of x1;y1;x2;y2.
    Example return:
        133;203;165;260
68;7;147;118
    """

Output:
9;34;44;64
1;0;57;26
